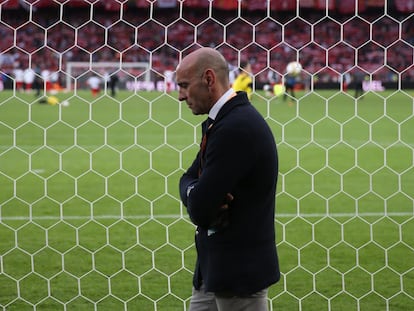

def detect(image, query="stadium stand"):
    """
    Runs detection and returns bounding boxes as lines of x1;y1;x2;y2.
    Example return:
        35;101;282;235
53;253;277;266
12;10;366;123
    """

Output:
0;1;413;87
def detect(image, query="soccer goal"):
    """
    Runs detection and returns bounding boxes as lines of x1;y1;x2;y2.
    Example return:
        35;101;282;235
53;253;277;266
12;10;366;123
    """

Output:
65;61;151;91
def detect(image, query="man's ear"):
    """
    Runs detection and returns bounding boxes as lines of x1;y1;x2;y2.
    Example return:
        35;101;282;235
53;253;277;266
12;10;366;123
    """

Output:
205;69;215;86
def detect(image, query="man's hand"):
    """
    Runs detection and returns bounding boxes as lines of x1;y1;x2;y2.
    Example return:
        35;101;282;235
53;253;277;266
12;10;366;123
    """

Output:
220;193;234;210
209;193;234;231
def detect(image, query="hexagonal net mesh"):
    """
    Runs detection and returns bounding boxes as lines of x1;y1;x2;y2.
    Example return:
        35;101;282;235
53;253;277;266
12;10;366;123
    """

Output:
0;0;413;310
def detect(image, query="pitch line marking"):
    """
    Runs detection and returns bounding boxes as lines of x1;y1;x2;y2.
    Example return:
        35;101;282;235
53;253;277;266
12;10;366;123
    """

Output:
0;212;412;221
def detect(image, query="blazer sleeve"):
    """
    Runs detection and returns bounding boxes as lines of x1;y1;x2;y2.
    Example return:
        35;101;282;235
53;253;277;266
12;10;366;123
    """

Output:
179;155;199;207
184;122;253;229
179;120;208;207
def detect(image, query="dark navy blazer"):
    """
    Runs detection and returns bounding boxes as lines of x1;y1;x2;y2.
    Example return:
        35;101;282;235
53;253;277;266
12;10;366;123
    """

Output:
179;91;280;295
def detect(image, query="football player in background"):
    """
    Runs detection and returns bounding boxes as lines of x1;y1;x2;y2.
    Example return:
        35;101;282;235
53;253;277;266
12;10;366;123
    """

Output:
284;61;302;102
232;61;253;99
86;74;102;97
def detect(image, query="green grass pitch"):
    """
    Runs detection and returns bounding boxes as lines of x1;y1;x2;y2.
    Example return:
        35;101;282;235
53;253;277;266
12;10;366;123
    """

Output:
0;89;413;310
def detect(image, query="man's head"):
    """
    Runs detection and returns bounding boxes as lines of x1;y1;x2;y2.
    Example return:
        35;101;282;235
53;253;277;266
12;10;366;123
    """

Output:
176;47;230;115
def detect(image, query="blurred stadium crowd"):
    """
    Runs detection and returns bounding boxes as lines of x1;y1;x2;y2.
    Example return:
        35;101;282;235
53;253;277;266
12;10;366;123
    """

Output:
0;1;413;89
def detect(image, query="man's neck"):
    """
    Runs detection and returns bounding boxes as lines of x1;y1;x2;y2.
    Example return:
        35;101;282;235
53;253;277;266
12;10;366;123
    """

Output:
209;88;235;120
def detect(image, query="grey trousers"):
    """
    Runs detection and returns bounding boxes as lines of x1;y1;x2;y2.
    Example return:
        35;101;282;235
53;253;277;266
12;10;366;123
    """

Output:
188;284;269;311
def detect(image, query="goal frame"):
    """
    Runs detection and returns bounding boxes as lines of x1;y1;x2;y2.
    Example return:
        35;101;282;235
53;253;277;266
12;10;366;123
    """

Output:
65;61;151;90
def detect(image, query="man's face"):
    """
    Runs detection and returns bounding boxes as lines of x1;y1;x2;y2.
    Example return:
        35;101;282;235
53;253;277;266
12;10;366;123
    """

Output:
176;65;210;115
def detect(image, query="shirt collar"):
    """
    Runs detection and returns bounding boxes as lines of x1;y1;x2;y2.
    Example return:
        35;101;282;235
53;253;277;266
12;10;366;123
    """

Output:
208;88;236;121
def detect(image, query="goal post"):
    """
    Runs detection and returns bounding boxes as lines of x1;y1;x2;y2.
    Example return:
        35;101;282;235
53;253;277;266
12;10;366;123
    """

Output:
65;61;151;91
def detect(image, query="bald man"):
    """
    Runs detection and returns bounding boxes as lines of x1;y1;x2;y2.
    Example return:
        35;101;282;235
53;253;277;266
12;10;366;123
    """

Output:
177;47;280;311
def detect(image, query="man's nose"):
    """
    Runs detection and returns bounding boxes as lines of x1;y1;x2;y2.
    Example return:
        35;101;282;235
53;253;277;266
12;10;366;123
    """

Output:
178;89;186;101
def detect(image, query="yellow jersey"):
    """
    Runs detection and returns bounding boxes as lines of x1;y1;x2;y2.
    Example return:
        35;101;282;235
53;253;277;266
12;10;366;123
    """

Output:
232;72;253;99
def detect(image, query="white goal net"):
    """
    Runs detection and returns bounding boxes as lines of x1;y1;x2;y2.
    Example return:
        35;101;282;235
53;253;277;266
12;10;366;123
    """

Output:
0;0;413;310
